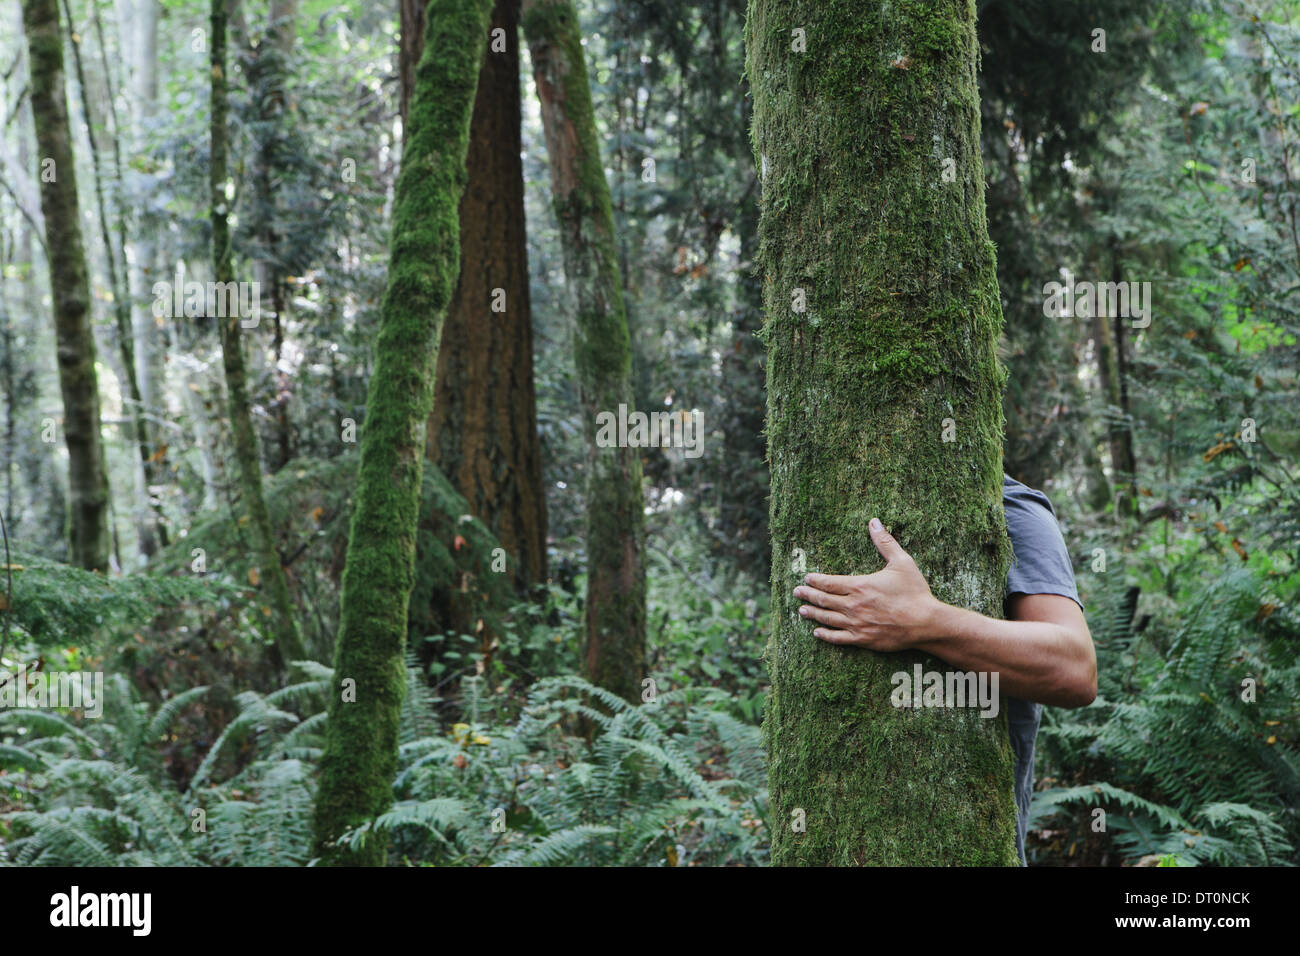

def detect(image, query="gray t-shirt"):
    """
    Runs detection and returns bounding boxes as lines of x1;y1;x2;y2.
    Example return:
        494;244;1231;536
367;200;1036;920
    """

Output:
1002;473;1082;865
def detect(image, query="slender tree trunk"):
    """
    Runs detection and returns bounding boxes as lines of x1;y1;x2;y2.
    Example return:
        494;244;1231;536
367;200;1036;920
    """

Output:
748;0;1019;865
1092;301;1136;518
524;0;647;704
61;0;167;558
22;0;111;571
238;0;297;473
1107;239;1138;517
311;0;493;866
715;173;769;580
425;0;547;593
128;0;166;518
210;0;304;669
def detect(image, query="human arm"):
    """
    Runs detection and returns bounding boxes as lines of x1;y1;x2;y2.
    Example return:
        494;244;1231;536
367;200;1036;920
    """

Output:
792;519;1097;707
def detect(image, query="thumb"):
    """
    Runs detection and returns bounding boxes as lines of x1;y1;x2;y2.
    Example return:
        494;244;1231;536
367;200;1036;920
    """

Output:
869;517;909;564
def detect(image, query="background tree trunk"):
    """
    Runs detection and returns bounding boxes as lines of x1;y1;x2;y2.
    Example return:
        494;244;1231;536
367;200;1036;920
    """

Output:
127;0;169;548
426;0;547;594
714;175;770;580
523;0;646;704
311;0;494;866
748;0;1019;865
61;0;166;559
210;0;304;670
22;0;111;571
398;0;425;128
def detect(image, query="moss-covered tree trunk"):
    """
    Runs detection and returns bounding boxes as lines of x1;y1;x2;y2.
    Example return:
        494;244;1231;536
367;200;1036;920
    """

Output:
311;0;494;866
426;0;548;595
523;0;646;704
210;0;304;669
748;0;1019;865
22;0;111;572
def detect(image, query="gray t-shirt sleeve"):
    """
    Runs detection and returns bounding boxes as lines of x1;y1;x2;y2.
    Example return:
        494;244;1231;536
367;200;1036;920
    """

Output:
1003;476;1082;609
1001;475;1082;865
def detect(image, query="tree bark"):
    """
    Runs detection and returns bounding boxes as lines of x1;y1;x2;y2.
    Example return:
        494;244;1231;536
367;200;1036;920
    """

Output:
22;0;111;571
210;0;304;669
523;0;647;704
1107;239;1138;517
397;0;424;128
61;0;167;559
426;0;547;594
748;0;1019;865
311;0;493;866
127;0;168;535
714;170;770;580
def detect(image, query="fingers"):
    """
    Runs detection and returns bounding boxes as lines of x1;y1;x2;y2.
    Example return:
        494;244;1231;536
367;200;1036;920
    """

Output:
812;627;855;645
792;584;847;610
868;517;910;565
803;572;854;595
798;603;849;629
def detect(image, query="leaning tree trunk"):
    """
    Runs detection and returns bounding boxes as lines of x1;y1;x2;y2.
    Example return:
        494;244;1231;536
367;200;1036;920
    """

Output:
311;0;494;866
210;0;304;669
22;0;111;571
748;0;1019;865
425;0;548;595
524;0;646;704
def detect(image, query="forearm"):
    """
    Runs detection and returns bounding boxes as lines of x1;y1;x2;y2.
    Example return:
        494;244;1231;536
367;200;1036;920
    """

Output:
915;603;1096;707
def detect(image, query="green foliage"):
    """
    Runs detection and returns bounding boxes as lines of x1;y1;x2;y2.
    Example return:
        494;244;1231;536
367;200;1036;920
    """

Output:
0;664;766;867
152;455;513;667
3;552;231;648
347;675;767;867
645;532;769;722
1030;562;1299;866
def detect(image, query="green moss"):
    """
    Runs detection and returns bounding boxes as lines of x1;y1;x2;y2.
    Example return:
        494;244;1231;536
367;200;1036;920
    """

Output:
311;0;495;866
748;0;1019;864
524;0;647;704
